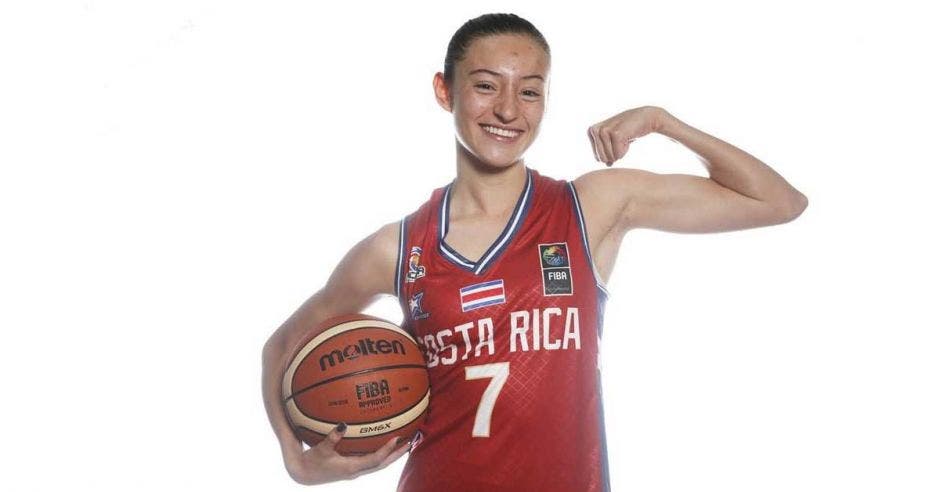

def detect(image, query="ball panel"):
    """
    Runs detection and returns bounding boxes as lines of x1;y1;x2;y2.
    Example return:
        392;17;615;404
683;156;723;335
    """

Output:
281;314;417;398
290;367;430;423
293;415;425;455
282;316;422;400
287;387;429;436
290;327;425;397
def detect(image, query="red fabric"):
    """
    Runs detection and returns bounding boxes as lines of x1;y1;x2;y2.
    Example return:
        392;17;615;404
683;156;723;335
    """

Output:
395;169;610;492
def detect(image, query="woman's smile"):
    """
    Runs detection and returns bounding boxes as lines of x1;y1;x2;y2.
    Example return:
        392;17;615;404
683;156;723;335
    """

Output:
430;31;549;169
479;123;524;142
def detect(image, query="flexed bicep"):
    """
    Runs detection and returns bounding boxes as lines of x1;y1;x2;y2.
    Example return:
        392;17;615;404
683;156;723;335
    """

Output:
574;167;800;238
619;169;798;233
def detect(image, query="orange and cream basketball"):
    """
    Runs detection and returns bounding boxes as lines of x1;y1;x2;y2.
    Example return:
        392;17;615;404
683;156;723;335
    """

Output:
281;314;430;455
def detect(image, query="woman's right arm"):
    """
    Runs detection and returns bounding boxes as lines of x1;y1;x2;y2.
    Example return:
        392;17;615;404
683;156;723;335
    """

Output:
261;221;409;485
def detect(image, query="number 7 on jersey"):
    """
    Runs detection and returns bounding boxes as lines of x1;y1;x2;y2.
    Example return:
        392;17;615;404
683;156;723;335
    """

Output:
464;362;510;438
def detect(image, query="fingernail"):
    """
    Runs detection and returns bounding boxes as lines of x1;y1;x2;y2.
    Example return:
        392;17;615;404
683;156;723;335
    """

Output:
336;422;347;433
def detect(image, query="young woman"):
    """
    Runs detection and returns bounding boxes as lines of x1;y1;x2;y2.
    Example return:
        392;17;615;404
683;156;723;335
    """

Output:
262;13;807;491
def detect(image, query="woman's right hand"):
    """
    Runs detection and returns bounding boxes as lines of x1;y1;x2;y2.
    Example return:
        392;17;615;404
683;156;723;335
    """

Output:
286;423;412;485
263;221;407;485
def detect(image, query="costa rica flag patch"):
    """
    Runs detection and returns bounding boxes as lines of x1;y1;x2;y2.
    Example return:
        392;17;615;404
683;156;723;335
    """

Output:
459;279;506;312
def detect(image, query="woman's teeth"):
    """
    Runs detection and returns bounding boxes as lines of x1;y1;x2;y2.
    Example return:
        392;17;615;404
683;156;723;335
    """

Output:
482;125;521;138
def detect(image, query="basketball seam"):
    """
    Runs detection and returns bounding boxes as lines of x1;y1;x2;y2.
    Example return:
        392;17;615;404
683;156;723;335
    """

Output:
290;325;421;393
292;388;431;437
284;363;429;402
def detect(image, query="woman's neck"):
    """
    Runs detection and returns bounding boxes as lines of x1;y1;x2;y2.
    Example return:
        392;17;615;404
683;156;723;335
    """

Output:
452;142;528;217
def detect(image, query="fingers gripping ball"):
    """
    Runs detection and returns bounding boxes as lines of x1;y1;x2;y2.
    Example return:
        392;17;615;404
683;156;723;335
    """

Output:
282;314;430;455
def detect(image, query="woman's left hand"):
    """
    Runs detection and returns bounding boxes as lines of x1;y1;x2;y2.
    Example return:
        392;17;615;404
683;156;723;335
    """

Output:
587;105;667;166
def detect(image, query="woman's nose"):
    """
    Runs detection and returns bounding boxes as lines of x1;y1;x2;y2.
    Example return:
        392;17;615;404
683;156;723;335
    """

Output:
494;93;519;122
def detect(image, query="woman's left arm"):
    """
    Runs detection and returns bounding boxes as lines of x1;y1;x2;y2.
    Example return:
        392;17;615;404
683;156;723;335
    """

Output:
576;105;808;235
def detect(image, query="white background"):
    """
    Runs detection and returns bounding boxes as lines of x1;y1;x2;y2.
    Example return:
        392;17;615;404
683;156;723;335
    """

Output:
1;1;938;491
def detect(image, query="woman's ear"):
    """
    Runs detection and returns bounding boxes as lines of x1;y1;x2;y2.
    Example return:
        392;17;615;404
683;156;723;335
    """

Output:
432;72;453;112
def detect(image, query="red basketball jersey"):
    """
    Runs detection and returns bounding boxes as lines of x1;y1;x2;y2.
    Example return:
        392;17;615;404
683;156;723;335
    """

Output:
393;168;611;492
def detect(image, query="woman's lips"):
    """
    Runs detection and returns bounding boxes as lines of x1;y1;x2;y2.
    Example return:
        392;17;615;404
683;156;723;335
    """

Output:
480;124;523;142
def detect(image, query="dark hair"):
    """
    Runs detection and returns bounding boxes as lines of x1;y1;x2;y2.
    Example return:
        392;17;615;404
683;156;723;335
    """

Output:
443;13;550;88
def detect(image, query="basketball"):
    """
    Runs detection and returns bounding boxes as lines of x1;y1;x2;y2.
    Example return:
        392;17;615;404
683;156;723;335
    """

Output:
281;314;430;455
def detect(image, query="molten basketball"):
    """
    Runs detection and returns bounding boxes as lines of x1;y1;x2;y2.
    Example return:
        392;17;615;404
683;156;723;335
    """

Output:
282;314;430;455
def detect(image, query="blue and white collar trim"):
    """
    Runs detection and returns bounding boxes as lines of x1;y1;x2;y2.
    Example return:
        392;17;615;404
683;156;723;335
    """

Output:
438;169;534;275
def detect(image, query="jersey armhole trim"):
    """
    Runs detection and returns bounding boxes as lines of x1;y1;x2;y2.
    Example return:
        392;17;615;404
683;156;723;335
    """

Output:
394;218;407;301
567;181;611;298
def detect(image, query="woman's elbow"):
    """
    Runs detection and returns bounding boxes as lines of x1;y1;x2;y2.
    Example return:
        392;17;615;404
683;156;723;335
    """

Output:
786;191;809;221
262;332;286;363
771;191;808;224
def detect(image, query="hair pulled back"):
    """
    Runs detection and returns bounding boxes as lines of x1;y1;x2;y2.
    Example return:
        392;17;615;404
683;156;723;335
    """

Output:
443;13;550;88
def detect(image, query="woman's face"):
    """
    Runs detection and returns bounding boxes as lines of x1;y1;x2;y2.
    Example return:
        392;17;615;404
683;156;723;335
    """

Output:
436;34;550;170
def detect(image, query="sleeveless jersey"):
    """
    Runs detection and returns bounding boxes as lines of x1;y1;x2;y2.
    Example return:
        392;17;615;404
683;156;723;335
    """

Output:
393;168;612;492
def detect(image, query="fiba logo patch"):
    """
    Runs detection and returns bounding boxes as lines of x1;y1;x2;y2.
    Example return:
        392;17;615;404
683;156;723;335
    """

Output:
538;243;573;296
406;246;426;282
540;244;569;267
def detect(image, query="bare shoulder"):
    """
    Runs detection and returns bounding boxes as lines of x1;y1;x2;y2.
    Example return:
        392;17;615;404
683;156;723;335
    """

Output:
565;169;645;284
572;167;646;233
363;221;401;262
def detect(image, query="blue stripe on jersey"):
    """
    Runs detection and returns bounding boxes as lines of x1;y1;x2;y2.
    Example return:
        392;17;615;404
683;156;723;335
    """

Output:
440;246;476;269
567;181;611;297
459;279;504;293
473;171;532;274
461;297;506;312
437;169;534;275
596;292;611;491
395;219;406;299
438;186;477;271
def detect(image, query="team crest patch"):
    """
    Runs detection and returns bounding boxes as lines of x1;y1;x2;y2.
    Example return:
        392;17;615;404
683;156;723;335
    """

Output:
406;246;426;282
409;291;430;320
538;243;573;296
459;279;506;312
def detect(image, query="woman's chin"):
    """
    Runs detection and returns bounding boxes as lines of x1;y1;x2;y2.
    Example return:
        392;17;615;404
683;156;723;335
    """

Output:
475;157;522;172
474;149;525;168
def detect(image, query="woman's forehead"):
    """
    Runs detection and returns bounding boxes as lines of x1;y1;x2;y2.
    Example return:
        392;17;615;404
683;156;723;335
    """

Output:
461;34;550;80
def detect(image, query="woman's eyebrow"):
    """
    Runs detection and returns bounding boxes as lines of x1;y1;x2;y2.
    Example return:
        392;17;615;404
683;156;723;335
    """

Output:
468;68;544;81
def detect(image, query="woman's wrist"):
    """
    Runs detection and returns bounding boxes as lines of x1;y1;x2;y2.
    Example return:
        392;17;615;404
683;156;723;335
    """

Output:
649;105;676;134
